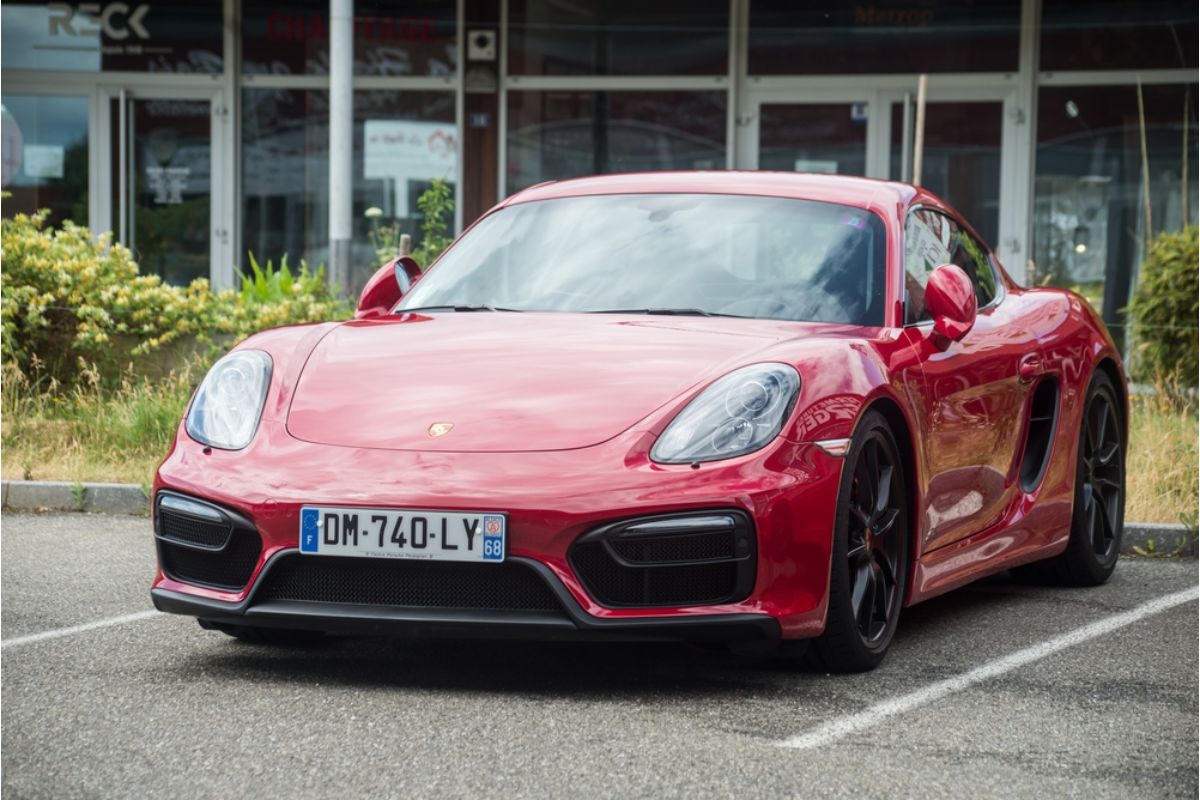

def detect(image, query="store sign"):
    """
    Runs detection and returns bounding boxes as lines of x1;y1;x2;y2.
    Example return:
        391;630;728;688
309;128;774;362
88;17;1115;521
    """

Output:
23;144;64;179
48;2;150;40
1;1;222;72
363;120;457;217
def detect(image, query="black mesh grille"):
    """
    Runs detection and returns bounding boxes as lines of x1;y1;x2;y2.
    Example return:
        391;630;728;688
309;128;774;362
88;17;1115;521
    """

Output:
159;530;262;591
609;531;734;563
159;510;231;549
572;542;739;606
254;555;563;612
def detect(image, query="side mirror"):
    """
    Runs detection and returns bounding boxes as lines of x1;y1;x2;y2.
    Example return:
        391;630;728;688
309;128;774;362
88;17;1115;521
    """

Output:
355;256;422;319
925;263;977;342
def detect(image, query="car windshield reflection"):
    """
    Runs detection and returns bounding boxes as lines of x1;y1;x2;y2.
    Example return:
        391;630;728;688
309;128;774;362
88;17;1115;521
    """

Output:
396;193;888;326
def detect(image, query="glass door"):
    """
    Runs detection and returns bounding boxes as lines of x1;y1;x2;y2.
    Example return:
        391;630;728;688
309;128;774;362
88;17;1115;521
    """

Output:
758;102;870;176
105;90;219;285
739;93;873;175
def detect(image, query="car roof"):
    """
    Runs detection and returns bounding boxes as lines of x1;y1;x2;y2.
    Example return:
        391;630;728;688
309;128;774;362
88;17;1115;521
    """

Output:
500;171;936;213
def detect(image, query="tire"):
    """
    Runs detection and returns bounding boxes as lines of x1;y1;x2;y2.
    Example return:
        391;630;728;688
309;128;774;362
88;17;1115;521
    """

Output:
810;410;910;673
1014;370;1125;586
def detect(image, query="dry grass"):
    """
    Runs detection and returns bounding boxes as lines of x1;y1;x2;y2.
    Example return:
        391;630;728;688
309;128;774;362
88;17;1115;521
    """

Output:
1;361;199;488
2;367;1196;526
1125;389;1199;525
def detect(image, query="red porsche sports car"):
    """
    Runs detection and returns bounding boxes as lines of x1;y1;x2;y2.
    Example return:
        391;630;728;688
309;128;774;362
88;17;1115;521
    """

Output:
151;172;1127;672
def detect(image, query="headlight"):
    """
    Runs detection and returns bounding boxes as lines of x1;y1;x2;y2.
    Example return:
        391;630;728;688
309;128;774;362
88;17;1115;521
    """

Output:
185;350;272;450
651;364;801;465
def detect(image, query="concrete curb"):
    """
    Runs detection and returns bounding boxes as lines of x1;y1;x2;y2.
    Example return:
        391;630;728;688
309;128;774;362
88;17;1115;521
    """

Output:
0;480;1195;557
2;480;149;516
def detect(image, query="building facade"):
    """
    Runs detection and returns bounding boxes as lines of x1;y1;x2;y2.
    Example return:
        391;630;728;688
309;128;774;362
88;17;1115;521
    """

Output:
2;0;1197;337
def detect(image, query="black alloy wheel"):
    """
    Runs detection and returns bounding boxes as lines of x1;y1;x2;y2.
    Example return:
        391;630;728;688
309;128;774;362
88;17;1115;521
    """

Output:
1081;381;1124;562
811;410;909;672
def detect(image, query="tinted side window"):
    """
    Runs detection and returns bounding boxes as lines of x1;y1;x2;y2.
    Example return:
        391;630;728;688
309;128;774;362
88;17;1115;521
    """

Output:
903;209;951;324
903;208;998;324
940;215;999;308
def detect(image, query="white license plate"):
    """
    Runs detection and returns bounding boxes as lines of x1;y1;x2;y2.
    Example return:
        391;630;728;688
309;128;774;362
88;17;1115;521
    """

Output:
299;506;506;562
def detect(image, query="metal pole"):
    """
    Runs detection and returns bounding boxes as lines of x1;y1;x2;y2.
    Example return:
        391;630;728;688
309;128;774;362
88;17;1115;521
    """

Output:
329;0;354;292
118;88;128;245
900;91;913;183
912;74;927;187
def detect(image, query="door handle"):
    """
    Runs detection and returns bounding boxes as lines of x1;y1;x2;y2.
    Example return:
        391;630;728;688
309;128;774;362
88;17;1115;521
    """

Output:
1018;353;1042;383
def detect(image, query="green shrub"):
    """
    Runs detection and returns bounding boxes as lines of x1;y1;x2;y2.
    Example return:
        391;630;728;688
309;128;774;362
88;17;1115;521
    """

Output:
1;210;350;389
410;178;454;268
1126;226;1199;385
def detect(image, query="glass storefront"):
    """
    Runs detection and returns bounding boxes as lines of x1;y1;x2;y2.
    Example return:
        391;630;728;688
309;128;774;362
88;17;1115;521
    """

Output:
1;95;89;228
1033;83;1199;329
241;0;457;77
749;0;1021;75
506;91;726;195
507;0;728;76
242;89;456;284
1;0;1196;337
889;101;1003;245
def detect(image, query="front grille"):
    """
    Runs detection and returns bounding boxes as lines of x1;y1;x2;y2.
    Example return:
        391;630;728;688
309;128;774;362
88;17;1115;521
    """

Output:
159;530;262;591
609;530;734;563
570;511;755;608
159;510;231;549
254;555;563;612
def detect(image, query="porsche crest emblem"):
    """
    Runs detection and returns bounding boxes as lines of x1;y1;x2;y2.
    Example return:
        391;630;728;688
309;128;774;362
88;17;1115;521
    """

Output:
428;422;454;437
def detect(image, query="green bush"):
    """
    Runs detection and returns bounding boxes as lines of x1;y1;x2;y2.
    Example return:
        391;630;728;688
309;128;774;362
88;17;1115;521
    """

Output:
1;210;350;389
1126;226;1199;385
410;178;455;268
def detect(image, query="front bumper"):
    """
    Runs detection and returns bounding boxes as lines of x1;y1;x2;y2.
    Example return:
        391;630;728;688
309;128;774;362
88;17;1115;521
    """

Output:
152;551;780;644
152;419;845;638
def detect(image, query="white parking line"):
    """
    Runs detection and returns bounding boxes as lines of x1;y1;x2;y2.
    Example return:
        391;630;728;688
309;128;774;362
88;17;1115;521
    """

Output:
1;610;163;650
779;585;1200;751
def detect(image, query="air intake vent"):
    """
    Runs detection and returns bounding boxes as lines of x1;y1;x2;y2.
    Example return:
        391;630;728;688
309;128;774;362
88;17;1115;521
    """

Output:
1020;377;1060;492
569;512;755;608
254;556;564;612
155;492;262;591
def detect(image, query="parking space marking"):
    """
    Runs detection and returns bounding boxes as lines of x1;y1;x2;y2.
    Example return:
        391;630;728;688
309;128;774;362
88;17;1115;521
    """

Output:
1;610;162;650
778;585;1200;751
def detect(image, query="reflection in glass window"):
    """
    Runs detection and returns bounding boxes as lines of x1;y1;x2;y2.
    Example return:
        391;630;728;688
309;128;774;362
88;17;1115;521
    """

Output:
1;96;88;228
400;194;888;326
241;0;456;77
242;89;456;289
505;91;725;195
749;0;1019;75
507;0;727;76
1;0;222;73
1033;84;1199;334
1041;0;1198;72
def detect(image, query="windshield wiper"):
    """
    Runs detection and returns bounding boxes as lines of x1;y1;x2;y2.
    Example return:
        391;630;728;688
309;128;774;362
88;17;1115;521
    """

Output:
394;304;516;314
588;308;741;318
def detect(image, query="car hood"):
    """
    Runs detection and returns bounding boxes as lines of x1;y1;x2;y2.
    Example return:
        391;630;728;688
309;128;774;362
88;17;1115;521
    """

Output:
286;312;826;452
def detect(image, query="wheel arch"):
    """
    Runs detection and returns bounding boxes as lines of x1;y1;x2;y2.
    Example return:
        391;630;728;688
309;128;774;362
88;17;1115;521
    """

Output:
860;394;922;603
1093;356;1128;446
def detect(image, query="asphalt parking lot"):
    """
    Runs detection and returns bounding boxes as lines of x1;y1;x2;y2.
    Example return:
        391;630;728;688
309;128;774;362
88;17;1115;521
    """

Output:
2;512;1197;799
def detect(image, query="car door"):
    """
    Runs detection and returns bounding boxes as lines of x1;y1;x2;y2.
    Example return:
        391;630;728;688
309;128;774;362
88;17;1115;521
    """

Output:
903;207;1045;552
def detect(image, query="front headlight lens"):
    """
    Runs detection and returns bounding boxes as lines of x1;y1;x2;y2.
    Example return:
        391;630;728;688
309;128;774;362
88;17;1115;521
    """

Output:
651;363;800;464
185;350;272;450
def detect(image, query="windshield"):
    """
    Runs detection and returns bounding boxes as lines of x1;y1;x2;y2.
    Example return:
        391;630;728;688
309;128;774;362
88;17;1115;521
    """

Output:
398;193;888;325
